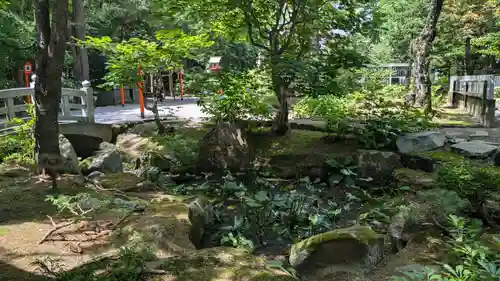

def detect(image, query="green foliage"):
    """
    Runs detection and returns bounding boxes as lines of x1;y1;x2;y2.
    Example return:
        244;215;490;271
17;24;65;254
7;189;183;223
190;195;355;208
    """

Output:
494;87;500;99
169;175;347;248
325;157;358;188
154;133;199;167
0;104;35;163
436;161;500;200
391;215;499;281
198;70;271;122
33;247;155;281
82;30;213;89
292;95;357;121
417;189;471;221
355;99;434;149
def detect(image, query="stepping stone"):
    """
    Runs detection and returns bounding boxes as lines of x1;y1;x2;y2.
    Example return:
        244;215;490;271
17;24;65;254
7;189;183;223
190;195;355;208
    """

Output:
451;140;498;158
470;130;489;138
447;138;467;144
396;131;446;154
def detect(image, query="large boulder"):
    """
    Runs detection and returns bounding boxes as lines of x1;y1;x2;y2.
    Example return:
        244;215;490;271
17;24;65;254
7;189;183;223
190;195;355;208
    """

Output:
90;142;123;173
59;134;80;174
357;150;402;185
145;247;298;281
289;225;384;280
197;122;252;174
396;131;446;154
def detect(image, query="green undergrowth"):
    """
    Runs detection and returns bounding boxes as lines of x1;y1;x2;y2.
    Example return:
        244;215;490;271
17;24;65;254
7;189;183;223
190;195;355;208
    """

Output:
409;151;466;163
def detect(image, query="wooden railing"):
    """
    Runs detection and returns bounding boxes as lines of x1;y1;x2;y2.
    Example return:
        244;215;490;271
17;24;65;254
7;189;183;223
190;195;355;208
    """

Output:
448;75;496;127
0;75;94;128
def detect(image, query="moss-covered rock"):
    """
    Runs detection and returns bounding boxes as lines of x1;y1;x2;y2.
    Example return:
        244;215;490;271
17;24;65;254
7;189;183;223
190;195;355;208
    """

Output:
198;122;252;174
401;151;466;173
393;168;436;189
115;196;212;258
289;225;384;280
357;150;402;185
147;247;298;281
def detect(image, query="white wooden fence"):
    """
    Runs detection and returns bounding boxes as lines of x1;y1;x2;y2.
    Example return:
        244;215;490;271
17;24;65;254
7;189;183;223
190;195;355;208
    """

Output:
0;75;94;127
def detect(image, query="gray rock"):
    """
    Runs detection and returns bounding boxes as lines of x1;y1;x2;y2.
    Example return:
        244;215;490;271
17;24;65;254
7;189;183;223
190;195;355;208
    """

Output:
396;131;446;154
451;140;498;158
59;134;80;174
90;142;123;173
88;171;104;179
470;130;489;138
197;122;252;174
448;138;467;144
357;150;402;184
187;197;214;248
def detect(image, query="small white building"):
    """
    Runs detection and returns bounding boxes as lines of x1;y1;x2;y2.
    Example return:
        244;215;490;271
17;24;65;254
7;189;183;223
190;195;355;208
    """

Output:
366;63;410;85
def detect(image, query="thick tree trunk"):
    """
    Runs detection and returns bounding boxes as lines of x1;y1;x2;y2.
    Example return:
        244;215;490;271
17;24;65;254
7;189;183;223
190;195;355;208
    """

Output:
72;0;89;81
413;0;444;114
34;0;69;189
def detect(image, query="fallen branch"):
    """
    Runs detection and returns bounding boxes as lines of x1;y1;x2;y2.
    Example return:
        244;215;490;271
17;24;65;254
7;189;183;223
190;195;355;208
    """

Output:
38;217;76;245
45;230;112;242
83;176;131;200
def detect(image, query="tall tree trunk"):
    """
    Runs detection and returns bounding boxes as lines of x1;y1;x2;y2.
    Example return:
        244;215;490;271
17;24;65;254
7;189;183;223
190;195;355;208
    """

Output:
413;0;444;114
72;0;90;81
465;37;473;75
34;0;69;189
270;62;289;136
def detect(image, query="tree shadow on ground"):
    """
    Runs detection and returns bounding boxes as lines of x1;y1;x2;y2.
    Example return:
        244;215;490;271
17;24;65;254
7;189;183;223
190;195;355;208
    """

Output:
0;260;49;281
0;169;92;226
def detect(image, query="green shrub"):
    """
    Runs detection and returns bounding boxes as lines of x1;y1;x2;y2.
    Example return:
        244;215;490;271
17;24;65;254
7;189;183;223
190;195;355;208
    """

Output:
0;104;35;163
292;95;357;121
198;71;271;122
391;215;499;281
436;161;500;199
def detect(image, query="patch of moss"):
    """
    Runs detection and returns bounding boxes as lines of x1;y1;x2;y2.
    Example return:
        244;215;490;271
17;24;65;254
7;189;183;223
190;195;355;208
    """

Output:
254;129;333;157
153;247;298;281
409;151;465;163
79;157;94;172
99;172;145;191
394;168;436;189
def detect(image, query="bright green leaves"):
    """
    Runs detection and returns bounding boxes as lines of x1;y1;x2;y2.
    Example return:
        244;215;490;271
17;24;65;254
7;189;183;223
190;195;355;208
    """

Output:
81;30;213;89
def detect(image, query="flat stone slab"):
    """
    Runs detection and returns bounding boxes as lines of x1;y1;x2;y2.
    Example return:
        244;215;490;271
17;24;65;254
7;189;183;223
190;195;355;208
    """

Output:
396;131;446;154
470;131;489;138
451;140;498;158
